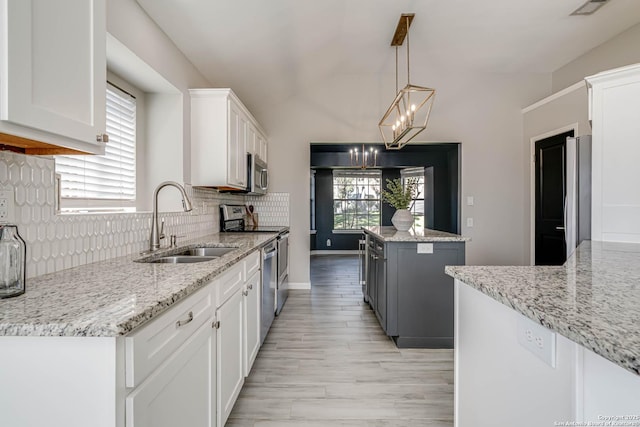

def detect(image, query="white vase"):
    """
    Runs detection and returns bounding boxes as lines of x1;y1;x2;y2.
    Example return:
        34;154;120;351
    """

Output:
391;209;414;231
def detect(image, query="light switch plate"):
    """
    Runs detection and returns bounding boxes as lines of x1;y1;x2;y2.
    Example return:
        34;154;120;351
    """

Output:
466;218;474;227
417;243;433;254
467;196;474;206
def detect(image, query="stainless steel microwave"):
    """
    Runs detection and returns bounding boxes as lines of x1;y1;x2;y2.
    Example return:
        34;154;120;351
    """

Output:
249;154;268;195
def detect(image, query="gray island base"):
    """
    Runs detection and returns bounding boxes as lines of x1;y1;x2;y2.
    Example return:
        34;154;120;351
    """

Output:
362;226;468;348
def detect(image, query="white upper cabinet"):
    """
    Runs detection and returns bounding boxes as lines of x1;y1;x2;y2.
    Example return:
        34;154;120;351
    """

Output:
0;0;107;155
586;63;640;243
190;88;268;189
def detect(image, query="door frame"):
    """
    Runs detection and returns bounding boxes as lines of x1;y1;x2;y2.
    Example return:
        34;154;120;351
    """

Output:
529;123;579;265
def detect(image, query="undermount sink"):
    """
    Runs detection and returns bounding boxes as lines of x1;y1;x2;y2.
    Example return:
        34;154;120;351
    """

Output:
135;246;238;264
149;255;218;264
177;247;236;257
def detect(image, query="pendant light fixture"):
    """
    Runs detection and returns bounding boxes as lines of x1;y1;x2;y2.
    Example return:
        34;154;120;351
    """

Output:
379;13;435;150
349;144;378;169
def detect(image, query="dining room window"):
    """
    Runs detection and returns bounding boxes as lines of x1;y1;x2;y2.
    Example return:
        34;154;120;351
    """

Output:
332;169;381;230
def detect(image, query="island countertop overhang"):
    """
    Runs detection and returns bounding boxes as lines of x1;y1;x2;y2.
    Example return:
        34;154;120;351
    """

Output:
446;240;640;377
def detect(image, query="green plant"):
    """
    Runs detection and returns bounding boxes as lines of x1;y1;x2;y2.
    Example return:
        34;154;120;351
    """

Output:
381;178;418;210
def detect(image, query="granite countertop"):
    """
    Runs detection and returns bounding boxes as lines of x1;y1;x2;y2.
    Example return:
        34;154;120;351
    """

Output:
363;226;469;242
446;240;640;377
0;232;278;337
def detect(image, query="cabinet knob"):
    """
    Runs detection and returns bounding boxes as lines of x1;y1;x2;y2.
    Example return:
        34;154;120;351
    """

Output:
248;284;253;290
96;133;109;143
212;320;221;329
242;290;249;297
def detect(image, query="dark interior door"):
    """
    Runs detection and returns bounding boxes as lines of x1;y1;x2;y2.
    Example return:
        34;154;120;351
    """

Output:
535;131;573;265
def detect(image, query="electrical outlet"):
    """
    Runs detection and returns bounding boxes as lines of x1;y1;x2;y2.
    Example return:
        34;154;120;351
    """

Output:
517;315;556;368
466;217;474;227
0;189;15;222
417;243;433;254
326;238;331;247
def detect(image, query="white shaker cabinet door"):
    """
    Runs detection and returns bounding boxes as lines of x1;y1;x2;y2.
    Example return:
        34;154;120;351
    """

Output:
0;0;107;151
216;288;245;426
126;321;215;427
243;271;261;377
228;99;247;188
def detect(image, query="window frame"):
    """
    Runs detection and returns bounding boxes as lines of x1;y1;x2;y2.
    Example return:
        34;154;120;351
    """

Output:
332;169;382;232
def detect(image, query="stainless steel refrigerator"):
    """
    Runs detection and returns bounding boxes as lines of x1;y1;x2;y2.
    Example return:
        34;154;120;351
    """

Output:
564;135;592;258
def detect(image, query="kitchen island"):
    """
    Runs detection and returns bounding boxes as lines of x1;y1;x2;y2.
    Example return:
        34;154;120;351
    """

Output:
362;226;468;348
446;241;640;426
0;231;280;427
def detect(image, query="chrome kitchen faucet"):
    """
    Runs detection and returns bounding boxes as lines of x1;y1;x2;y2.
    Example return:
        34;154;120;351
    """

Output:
149;181;193;251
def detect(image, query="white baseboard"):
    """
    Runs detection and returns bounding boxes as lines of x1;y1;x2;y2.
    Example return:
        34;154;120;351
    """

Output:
310;250;359;255
288;282;311;290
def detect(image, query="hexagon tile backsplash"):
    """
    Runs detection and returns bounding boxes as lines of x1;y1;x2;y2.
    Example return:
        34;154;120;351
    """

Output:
0;151;244;279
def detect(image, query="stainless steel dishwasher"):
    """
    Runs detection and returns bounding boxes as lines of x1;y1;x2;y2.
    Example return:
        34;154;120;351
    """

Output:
261;240;277;344
276;231;289;315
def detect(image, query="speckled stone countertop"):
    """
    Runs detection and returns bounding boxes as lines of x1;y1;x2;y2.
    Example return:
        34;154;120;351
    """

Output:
0;232;279;337
363;226;469;242
446;240;640;377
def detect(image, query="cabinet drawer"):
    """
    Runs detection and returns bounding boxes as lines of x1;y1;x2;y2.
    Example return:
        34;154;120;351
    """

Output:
125;284;214;388
244;250;260;279
216;262;244;308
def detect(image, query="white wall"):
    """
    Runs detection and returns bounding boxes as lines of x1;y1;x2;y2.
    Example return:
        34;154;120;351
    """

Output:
256;66;550;283
106;0;211;195
553;23;640;92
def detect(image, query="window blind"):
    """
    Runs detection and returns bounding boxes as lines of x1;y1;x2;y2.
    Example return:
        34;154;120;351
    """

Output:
400;167;425;179
56;83;136;202
332;169;381;178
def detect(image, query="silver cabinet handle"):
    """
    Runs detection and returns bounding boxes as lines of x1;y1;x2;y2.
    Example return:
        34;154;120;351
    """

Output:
176;311;194;328
556;226;566;230
248;284;253;290
212;320;220;329
243;290;249;296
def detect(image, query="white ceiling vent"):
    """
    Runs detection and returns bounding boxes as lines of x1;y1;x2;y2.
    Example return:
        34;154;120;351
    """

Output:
571;0;612;16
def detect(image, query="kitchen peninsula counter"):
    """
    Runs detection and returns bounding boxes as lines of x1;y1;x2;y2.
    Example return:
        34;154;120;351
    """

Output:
0;232;278;337
447;240;640;425
446;240;640;377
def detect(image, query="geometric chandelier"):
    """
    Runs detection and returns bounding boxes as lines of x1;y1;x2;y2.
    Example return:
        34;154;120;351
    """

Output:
379;13;436;150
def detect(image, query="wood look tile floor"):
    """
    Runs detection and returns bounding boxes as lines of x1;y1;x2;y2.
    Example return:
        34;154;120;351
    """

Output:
226;255;454;426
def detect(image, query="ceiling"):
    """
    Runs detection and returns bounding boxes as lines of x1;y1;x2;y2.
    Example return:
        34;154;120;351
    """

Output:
136;0;640;117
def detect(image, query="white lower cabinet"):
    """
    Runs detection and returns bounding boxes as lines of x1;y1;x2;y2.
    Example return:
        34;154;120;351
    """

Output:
0;250;266;427
216;288;245;426
126;320;216;427
243;271;261;377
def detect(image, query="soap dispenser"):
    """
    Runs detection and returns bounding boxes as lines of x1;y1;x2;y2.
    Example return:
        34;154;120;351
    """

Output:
0;224;26;298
